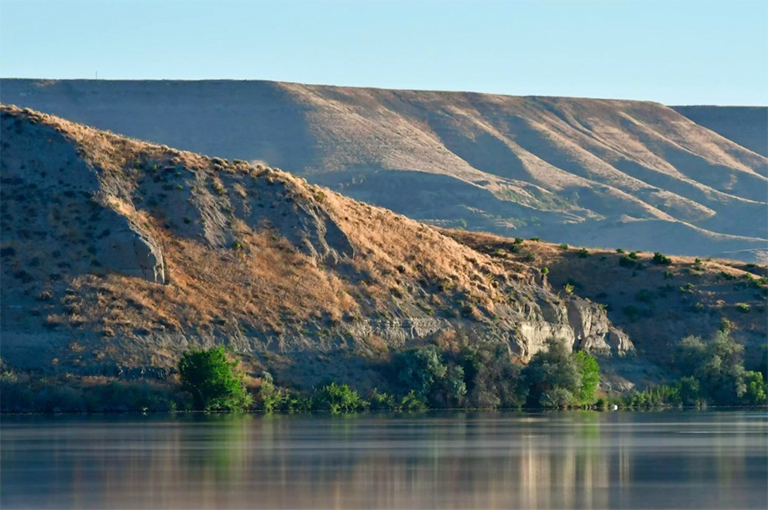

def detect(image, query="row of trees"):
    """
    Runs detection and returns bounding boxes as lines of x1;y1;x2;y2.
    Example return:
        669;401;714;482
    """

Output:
178;340;602;413
625;329;766;408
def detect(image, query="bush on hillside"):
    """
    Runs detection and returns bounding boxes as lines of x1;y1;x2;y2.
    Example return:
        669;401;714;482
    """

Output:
178;346;253;411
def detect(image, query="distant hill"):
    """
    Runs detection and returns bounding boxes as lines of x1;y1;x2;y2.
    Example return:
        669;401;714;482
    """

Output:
1;79;766;261
672;106;768;157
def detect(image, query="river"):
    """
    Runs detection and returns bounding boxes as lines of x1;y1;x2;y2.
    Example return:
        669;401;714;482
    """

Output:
1;410;766;509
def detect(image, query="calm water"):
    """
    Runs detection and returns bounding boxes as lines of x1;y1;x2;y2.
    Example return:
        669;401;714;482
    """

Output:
1;411;767;510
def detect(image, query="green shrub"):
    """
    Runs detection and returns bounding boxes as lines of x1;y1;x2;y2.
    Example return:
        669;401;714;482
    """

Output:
313;383;366;414
258;372;286;412
529;237;540;241
619;255;636;268
628;251;638;260
578;248;589;258
368;390;397;411
558;243;569;250
736;303;751;313
178;346;253;411
652;252;672;265
392;346;466;407
616;248;625;253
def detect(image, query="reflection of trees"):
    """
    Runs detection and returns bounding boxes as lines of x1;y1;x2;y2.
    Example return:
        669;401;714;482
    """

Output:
14;412;765;509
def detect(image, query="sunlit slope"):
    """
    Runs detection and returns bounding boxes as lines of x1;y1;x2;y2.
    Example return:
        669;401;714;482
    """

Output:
2;79;766;260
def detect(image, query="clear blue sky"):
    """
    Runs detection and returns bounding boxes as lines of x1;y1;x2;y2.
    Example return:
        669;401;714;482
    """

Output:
1;0;766;105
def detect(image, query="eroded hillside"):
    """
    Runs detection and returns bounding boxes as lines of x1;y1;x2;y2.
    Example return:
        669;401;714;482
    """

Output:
1;79;766;261
1;105;635;390
444;229;768;370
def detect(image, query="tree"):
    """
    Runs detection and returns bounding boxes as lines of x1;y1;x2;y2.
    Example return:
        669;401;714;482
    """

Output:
672;330;766;406
522;338;601;408
178;346;253;411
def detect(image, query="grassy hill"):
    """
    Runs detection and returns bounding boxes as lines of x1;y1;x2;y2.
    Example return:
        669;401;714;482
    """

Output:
443;229;768;370
2;79;766;262
1;105;639;395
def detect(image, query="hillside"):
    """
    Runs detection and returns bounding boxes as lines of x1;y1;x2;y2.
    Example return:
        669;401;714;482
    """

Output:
1;79;766;262
1;105;637;393
672;106;768;157
443;229;768;369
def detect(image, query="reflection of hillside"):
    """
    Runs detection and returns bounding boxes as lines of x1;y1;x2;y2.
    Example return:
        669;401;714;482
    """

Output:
7;413;761;509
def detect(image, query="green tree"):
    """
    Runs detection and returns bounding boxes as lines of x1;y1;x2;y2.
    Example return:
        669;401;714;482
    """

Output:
522;339;583;408
672;330;765;406
178;346;253;411
575;351;600;405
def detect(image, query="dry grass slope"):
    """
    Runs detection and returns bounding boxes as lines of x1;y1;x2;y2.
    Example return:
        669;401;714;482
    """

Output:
2;105;637;390
1;79;766;261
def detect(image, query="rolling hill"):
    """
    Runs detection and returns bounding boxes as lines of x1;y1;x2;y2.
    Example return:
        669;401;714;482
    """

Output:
1;79;766;262
1;105;766;408
0;105;634;393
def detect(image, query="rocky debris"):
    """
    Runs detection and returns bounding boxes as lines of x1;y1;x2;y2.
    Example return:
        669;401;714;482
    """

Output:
96;220;165;284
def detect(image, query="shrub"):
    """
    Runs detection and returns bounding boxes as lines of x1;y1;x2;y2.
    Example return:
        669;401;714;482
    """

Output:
529;237;540;241
522;252;535;263
623;305;640;321
368;390;397;411
736;303;750;313
619;255;636;268
313;383;366;414
258;372;286;412
178;346;253;411
628;251;638;260
558;243;569;250
564;283;575;295
635;289;654;304
578;248;589;258
652;252;672;265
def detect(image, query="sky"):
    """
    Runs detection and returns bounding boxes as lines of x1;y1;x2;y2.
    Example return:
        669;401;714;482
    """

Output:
1;0;766;105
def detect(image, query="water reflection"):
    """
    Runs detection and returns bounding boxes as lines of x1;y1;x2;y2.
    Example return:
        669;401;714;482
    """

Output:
2;411;767;509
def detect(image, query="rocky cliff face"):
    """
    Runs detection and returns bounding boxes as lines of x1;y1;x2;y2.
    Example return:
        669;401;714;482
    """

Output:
1;105;633;389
